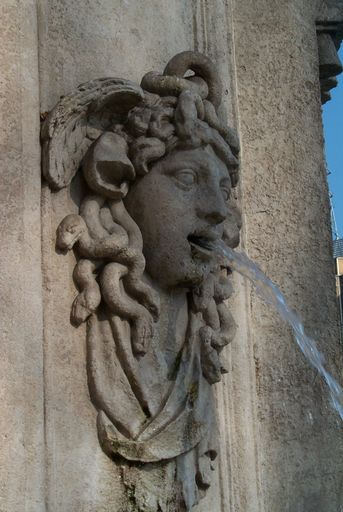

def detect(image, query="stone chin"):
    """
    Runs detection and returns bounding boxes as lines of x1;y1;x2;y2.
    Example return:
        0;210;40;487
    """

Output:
129;215;219;290
149;243;218;290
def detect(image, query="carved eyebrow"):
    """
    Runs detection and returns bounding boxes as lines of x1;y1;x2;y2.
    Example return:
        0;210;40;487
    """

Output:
158;157;205;174
157;152;230;180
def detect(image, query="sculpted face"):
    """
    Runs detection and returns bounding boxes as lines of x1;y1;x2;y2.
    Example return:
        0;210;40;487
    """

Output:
125;145;232;289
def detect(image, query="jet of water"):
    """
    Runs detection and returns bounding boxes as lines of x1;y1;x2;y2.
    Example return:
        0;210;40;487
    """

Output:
213;240;343;421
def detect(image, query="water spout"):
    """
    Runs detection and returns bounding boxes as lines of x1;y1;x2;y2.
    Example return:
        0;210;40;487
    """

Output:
213;240;343;421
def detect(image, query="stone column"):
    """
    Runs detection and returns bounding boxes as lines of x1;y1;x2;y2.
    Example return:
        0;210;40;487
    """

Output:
233;0;343;510
37;1;239;510
1;0;342;511
0;1;44;511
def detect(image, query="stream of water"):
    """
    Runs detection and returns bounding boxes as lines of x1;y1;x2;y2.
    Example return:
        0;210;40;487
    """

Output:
213;240;343;421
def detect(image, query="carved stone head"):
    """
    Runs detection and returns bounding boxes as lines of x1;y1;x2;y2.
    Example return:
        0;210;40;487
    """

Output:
42;51;241;510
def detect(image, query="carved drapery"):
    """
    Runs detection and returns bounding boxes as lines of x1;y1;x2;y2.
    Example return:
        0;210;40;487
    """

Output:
42;51;240;511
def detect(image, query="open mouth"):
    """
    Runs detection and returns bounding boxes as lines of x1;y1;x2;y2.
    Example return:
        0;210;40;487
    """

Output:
187;234;214;251
187;233;217;260
187;233;233;273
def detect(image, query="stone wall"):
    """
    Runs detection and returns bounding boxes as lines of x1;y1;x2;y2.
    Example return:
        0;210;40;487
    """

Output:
0;2;44;511
233;0;343;510
0;0;342;511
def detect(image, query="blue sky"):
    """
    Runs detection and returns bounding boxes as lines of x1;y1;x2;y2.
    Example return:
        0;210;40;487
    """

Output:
322;47;343;240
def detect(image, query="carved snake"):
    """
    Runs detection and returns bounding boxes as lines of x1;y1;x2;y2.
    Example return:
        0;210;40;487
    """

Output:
71;259;102;326
193;268;237;383
100;262;154;356
56;194;159;354
141;50;221;108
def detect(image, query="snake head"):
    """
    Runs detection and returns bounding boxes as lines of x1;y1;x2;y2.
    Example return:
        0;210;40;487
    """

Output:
56;214;86;251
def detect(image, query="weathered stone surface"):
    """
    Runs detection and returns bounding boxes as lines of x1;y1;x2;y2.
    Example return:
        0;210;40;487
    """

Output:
0;1;44;511
1;0;342;510
233;0;343;510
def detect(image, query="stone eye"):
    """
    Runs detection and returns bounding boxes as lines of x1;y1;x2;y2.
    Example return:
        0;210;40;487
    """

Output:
174;169;197;187
68;225;78;234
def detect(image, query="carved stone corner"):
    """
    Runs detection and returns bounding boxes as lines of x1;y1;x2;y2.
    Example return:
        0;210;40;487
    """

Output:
316;0;343;104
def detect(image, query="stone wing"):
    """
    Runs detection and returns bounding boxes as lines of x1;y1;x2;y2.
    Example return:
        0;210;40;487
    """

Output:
41;77;144;190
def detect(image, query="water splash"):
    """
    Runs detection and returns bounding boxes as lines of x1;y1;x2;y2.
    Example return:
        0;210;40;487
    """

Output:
213;240;343;421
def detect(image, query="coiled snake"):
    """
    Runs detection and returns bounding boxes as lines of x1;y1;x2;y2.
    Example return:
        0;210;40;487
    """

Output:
56;194;160;355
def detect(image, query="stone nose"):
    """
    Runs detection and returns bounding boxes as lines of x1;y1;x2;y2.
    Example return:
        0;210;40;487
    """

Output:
196;193;228;225
204;208;227;225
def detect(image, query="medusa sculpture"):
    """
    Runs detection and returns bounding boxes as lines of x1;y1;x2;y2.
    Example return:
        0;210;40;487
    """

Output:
42;51;241;510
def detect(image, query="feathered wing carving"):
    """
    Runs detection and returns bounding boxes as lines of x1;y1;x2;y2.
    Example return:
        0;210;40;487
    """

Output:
41;78;144;189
